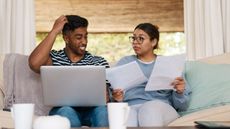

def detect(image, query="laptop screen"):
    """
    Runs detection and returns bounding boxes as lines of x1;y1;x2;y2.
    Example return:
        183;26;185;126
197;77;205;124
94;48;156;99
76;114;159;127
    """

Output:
40;65;107;106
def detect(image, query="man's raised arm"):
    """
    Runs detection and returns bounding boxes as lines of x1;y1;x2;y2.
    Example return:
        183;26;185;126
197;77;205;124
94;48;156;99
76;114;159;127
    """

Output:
28;15;67;73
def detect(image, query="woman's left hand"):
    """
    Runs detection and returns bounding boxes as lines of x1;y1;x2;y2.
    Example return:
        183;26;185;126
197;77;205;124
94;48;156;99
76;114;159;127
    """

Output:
171;77;185;94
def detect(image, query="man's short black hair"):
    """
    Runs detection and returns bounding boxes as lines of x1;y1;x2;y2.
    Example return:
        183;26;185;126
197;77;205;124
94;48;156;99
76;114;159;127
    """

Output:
62;15;88;35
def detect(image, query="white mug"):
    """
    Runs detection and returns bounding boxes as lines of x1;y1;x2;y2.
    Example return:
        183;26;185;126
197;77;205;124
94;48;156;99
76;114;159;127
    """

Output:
11;103;34;129
107;102;130;129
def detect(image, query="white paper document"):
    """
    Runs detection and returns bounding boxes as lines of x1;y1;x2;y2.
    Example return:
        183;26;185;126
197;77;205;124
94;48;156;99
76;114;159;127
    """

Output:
145;54;186;91
106;61;148;90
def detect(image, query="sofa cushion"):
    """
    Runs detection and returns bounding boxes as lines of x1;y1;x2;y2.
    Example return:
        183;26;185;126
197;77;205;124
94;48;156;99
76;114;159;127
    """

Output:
179;61;230;115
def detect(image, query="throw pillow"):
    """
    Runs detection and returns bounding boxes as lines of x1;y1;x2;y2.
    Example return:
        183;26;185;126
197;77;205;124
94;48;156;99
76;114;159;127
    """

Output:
179;61;230;116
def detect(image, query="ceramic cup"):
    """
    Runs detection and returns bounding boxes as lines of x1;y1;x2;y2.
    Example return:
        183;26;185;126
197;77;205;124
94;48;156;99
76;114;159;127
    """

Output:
11;103;34;129
107;102;130;129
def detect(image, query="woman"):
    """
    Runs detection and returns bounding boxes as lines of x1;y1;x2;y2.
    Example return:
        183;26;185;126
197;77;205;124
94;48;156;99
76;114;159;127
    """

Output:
112;23;191;127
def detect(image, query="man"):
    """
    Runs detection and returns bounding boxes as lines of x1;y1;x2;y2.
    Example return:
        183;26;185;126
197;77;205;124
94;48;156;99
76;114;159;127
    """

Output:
29;15;109;127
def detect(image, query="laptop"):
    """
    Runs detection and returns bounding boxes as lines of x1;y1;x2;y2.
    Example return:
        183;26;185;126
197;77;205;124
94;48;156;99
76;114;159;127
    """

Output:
40;65;107;107
195;121;230;128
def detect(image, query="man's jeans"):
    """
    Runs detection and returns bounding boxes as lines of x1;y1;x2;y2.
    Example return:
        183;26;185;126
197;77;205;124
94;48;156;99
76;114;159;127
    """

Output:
49;106;109;127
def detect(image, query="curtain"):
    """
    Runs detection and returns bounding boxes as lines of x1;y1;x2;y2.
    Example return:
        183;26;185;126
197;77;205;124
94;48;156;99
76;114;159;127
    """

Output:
184;0;230;60
0;0;35;55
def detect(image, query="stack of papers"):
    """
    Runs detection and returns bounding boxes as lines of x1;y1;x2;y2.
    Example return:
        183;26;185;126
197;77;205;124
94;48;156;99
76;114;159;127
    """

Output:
106;61;148;90
106;54;186;91
145;54;186;91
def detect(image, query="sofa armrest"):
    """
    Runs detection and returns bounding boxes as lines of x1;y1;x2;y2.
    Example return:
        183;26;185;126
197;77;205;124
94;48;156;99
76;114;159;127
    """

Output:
168;105;230;126
0;110;13;128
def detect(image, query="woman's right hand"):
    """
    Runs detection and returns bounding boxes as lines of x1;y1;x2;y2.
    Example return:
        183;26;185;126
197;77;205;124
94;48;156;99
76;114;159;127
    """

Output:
112;89;124;102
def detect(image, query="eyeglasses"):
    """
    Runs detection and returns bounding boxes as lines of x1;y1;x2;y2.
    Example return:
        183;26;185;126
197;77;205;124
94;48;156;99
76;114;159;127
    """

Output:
129;36;146;44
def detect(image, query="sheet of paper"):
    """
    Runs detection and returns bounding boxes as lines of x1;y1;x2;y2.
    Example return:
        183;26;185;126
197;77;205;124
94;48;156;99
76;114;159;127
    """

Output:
106;61;148;90
145;54;186;91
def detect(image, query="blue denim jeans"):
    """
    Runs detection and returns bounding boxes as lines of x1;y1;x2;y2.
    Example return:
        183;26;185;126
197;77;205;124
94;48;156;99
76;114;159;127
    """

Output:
49;106;108;127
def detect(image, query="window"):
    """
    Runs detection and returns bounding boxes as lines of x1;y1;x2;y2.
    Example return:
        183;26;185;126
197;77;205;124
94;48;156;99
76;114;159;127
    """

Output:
36;32;185;63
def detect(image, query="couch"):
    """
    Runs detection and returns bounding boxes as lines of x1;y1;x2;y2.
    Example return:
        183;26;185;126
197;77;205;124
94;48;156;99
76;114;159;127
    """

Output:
1;53;230;128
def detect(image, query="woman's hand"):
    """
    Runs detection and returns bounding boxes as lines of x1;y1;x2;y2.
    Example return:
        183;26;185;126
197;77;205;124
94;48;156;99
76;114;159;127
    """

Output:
171;77;185;94
112;89;124;102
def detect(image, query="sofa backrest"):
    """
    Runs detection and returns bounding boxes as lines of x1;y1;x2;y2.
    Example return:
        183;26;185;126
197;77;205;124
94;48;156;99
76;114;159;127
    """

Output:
0;52;230;115
198;53;230;64
0;53;51;115
0;54;5;109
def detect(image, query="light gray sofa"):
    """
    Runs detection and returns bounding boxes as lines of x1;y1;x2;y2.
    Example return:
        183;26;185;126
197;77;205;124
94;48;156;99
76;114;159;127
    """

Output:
1;53;230;128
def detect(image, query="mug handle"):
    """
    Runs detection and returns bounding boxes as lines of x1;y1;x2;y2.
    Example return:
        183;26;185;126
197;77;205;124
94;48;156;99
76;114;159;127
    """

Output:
123;106;130;126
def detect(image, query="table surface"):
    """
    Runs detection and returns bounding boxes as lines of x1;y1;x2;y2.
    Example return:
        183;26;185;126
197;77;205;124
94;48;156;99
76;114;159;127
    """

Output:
70;127;200;129
1;127;201;129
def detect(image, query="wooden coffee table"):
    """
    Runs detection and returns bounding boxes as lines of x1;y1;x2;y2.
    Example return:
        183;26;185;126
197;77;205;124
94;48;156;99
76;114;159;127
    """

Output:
2;126;203;129
71;127;200;129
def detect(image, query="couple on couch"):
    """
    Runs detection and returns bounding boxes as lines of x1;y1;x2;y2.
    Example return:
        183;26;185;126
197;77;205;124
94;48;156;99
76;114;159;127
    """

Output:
28;15;191;127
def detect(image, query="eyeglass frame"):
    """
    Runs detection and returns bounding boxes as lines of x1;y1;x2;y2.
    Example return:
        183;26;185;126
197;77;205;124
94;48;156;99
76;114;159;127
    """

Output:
129;36;149;44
